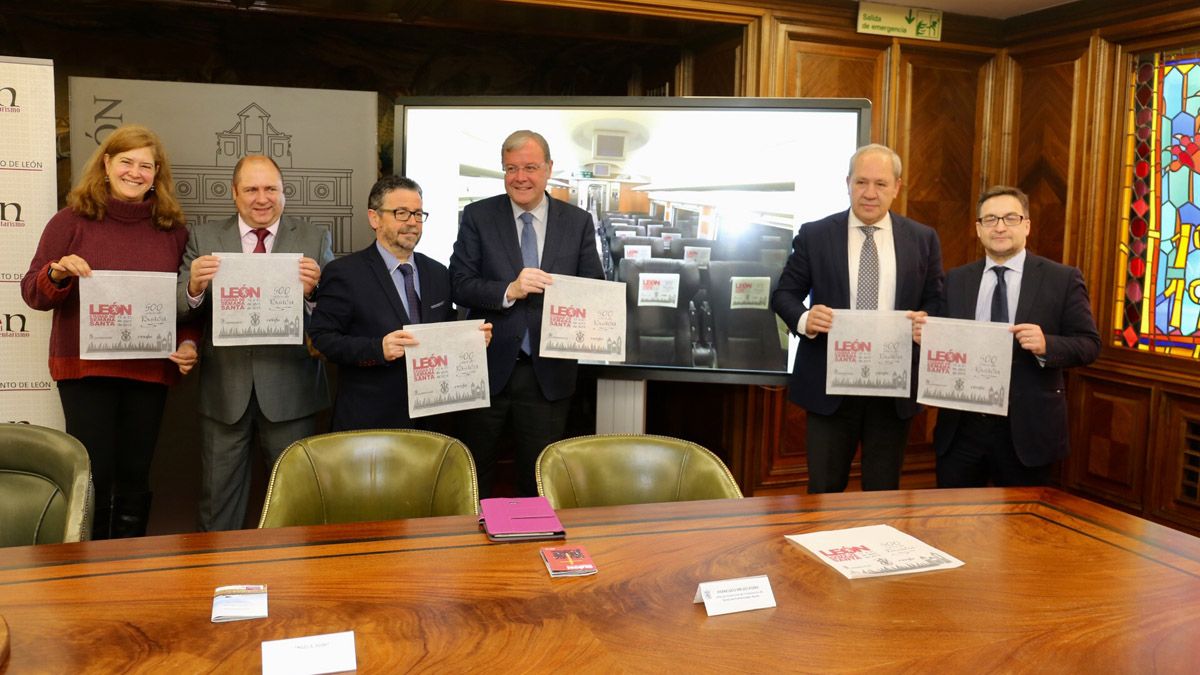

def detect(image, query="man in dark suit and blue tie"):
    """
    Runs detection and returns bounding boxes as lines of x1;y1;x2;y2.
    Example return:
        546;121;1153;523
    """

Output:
449;130;604;496
912;185;1099;486
772;144;944;494
309;176;491;432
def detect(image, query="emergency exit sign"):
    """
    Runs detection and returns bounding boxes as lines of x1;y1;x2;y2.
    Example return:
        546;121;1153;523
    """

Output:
857;2;943;41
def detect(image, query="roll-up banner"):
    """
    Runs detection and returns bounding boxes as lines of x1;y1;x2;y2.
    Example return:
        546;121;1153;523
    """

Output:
0;56;63;428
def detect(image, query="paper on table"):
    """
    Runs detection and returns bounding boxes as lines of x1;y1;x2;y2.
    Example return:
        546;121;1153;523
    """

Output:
692;575;776;616
786;524;963;579
78;271;176;360
261;630;356;675
404;319;489;418
211;584;267;623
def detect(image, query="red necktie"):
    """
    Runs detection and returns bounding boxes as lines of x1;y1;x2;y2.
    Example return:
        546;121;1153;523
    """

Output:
252;229;269;253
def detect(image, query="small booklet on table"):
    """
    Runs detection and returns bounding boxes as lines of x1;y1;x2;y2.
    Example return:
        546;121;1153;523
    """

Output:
539;545;598;577
479;496;566;542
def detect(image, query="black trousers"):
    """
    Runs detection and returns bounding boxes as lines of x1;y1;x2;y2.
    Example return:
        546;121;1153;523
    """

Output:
58;376;168;502
453;359;570;498
936;413;1051;488
805;396;911;493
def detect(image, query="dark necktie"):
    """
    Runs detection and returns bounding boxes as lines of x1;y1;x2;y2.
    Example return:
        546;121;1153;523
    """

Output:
519;212;538;355
251;228;269;253
990;266;1009;323
856;225;879;310
397;263;421;324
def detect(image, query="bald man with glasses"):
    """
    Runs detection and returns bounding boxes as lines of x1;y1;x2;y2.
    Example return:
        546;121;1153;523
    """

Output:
911;185;1099;487
309;175;491;432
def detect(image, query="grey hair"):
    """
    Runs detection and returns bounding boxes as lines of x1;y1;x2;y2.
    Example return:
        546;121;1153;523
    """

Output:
368;175;423;211
501;130;552;163
848;143;902;180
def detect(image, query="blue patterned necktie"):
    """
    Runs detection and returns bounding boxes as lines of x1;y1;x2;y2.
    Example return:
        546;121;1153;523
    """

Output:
991;266;1009;323
519;212;538;355
397;263;421;324
856;225;879;310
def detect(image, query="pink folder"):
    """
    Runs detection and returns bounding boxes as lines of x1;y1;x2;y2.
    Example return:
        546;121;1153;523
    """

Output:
479;497;566;542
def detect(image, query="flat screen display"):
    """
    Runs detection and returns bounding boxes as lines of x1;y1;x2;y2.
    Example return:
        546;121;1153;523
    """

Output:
396;97;870;383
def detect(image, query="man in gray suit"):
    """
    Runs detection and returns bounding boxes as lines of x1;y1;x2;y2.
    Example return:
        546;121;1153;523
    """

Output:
178;155;333;531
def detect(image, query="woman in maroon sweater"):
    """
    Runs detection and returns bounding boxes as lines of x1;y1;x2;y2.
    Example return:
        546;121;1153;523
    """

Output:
21;125;199;540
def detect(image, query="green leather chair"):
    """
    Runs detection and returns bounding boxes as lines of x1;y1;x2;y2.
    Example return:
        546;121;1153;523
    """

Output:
0;424;93;546
258;429;479;528
536;434;743;509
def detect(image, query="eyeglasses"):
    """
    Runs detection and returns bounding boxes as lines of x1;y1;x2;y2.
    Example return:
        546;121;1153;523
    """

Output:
503;163;545;176
376;207;428;223
977;213;1026;228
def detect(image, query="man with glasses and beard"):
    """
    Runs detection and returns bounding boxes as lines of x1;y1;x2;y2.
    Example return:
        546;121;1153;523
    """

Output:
309;175;491;432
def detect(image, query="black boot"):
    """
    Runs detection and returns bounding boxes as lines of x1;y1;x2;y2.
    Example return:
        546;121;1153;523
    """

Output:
91;499;113;541
111;492;153;538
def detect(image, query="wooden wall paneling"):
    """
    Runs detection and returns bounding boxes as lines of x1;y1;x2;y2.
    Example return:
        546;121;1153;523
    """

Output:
1149;391;1200;535
894;45;992;271
778;38;888;141
1064;374;1151;510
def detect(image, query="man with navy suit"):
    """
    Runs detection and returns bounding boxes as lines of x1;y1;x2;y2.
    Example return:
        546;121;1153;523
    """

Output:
449;130;604;496
912;185;1099;487
772;144;944;494
309;176;491;432
179;155;333;531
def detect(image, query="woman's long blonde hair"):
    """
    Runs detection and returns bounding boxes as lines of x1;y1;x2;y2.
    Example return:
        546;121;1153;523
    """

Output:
67;124;185;230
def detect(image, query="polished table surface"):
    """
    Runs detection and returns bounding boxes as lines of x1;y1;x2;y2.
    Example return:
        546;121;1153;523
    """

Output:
1;488;1198;673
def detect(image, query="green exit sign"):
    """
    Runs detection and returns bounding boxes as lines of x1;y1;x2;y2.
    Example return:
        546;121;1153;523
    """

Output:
581;170;593;178
857;1;943;42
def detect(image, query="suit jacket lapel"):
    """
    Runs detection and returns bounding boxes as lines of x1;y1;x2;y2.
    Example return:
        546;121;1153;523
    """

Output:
892;215;913;309
831;211;851;306
956;260;985;319
218;215;242;253
541;195;566;271
365;244;410;325
272;215;296;253
1013;254;1042;324
496;197;526;277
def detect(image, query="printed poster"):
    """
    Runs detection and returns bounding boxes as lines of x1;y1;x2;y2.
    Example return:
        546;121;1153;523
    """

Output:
539;274;626;362
683;246;711;268
917;316;1013;415
786;524;964;579
404;319;489;418
78;271;176;360
211;253;302;346
637;272;680;308
624;245;651;262
729;276;770;310
825;310;913;398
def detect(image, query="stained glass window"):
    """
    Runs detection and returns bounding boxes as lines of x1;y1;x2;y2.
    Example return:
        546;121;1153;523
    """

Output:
1115;50;1200;357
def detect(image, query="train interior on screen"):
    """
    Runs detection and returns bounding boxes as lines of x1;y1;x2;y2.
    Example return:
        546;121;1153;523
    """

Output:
457;125;794;373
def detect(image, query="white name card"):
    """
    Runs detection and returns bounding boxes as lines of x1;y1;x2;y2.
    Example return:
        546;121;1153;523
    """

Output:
261;630;357;675
692;575;776;616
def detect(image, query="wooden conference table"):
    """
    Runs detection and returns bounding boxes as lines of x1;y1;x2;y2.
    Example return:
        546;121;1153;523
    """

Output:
1;488;1198;673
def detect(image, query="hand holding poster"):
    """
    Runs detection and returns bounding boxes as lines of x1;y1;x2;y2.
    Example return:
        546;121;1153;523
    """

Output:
404;319;489;418
539;274;626;361
211;253;303;346
78;271;177;360
825;310;913;398
917;317;1013;415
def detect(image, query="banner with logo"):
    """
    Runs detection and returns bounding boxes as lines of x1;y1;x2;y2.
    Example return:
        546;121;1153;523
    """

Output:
404;319;489;418
917;316;1013;415
69;77;377;256
825;310;913;398
78;271;176;360
210;253;303;346
539;274;626;362
0;56;62;428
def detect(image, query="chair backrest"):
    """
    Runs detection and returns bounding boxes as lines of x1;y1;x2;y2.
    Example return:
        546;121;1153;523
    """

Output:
621;257;702;365
706;260;788;371
536;434;743;509
258;429;478;528
610;237;667;276
0;424;93;546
